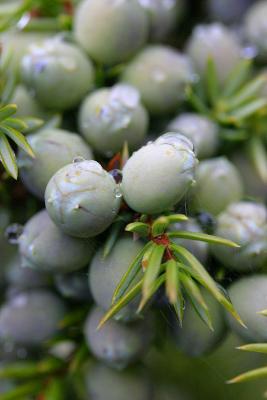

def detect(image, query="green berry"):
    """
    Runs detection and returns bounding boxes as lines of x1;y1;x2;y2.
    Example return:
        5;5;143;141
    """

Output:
89;236;143;322
121;45;194;115
73;0;148;65
212;202;267;271
190;157;244;216
18;210;96;273
78;84;148;157
226;275;267;342
121;133;197;214
45;160;121;238
18;128;93;199
21;38;95;110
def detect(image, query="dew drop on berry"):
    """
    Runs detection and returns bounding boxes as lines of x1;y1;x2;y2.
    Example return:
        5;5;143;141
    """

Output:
73;156;85;163
5;224;24;244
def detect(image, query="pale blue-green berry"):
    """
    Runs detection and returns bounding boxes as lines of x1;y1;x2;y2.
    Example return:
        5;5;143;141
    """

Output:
84;307;154;368
18;128;93;199
232;151;267;201
186;23;242;83
78;84;148;157
138;0;184;41
167;113;219;159
89;236;143;322
172;290;227;357
73;0;148;65
212;202;267;271
1;31;52;77
190;157;244;215
244;1;267;60
0;290;66;346
45;160;121;238
121;133;197;214
84;362;152;400
18;210;96;273
21;38;95;110
5;255;50;291
226;275;267;342
121;45;195;115
55;270;91;302
10;85;47;119
169;218;208;264
206;0;253;23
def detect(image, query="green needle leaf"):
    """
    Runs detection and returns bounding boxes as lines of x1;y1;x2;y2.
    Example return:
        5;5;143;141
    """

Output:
112;241;153;303
229;98;267;120
0;124;35;158
180;272;213;330
20;117;44;133
151;216;169;237
222;59;252;98
168;231;239;247
0;132;18;178
249;137;267;183
166;259;179;304
227;366;267;384
142;243;166;301
43;379;66;400
0;381;43;400
138;273;166;313
125;222;150;237
4;118;28;131
98;279;143;329
166;214;188;224
257;309;267;316
170;244;245;327
186;86;210;115
103;217;128;258
205;58;219;105
0;104;17;121
0;357;64;379
237;344;267;354
227;75;267;110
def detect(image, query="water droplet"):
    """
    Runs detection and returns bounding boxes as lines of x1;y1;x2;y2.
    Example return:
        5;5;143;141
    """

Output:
114;186;123;198
73;156;85;163
109;169;123;184
5;224;24;244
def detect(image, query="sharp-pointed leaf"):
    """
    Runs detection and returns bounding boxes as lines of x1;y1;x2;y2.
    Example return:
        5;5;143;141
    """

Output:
0;132;17;178
0;358;64;379
229;98;267;120
112;241;153;303
249;137;267;183
122;140;129;166
1;124;34;157
227;75;267;110
152;216;169;237
227;366;267;384
186;86;210;115
166;259;179;304
173;292;185;327
0;104;17;121
98;279;143;329
237;344;267;354
257;309;267;316
205;58;219;105
103;219;126;258
168;231;239;248
138;273;166;313
180;272;213;330
0;381;43;400
43;379;65;400
219;127;248;142
170;244;245;327
4;117;28;131
68;342;89;373
142;244;165;300
166;214;188;224
20;117;44;133
222;59;252;98
125;222;150;237
142;243;155;271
